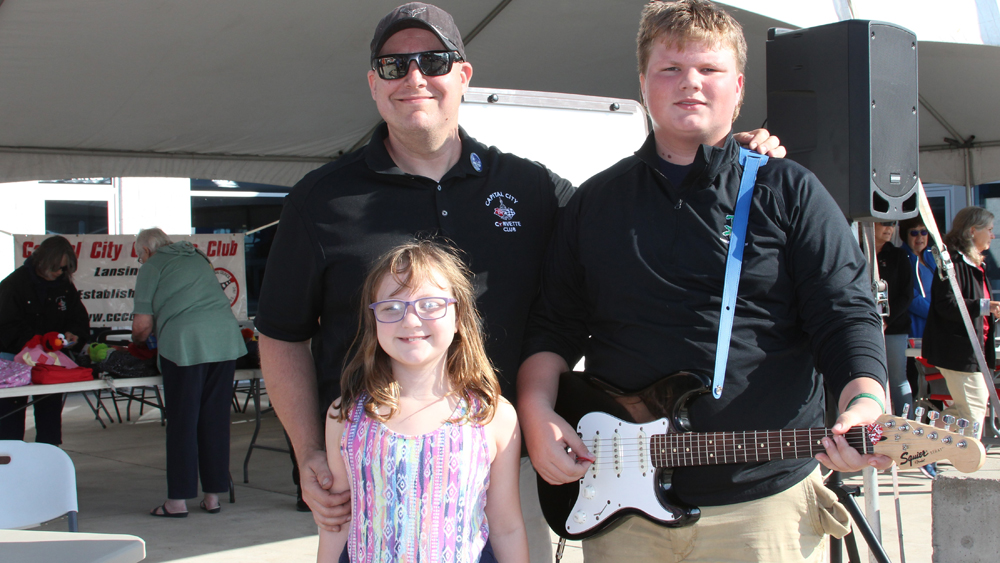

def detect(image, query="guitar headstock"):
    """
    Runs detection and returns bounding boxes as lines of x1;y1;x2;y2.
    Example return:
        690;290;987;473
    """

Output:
871;414;986;473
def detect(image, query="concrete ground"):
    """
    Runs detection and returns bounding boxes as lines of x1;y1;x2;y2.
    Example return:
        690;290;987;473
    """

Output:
14;390;1000;562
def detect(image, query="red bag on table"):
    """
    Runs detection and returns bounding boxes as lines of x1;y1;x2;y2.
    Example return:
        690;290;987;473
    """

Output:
30;364;94;385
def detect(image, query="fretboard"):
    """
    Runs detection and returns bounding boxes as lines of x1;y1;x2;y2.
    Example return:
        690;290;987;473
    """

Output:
650;427;868;468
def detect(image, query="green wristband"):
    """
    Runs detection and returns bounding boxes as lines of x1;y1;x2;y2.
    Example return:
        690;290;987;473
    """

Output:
845;392;885;414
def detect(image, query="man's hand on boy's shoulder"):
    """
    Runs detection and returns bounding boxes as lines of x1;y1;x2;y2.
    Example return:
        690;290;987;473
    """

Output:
734;129;786;158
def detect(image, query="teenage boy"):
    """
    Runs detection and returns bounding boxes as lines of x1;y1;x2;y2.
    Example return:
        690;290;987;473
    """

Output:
518;2;891;561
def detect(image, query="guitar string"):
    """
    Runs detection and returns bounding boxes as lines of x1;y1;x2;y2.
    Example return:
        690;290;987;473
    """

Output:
578;433;872;468
586;449;867;462
578;435;870;450
583;446;871;463
577;427;955;468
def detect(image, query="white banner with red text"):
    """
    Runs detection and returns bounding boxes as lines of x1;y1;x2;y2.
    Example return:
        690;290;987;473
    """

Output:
14;234;247;328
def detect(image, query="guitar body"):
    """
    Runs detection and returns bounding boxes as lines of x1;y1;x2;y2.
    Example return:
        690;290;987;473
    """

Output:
537;371;707;540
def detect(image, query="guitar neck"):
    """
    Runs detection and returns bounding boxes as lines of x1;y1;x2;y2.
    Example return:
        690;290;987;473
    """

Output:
650;426;868;468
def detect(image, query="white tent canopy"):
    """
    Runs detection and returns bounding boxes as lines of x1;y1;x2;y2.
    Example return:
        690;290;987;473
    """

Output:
1;0;998;187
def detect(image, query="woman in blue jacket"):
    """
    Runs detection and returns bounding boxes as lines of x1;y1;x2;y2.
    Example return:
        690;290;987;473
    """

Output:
900;216;937;339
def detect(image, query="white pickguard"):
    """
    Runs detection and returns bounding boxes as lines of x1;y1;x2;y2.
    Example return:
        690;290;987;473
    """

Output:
565;412;682;535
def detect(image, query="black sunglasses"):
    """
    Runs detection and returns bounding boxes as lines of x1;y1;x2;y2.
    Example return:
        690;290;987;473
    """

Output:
879;221;897;227
372;50;463;80
909;229;928;237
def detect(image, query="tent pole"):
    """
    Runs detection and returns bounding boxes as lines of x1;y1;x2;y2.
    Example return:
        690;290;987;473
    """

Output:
965;147;973;205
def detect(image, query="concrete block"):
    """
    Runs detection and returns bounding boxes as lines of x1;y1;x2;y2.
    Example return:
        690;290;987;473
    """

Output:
932;473;1000;562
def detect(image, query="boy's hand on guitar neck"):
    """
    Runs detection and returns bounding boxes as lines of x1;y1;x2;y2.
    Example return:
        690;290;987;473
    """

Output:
815;385;894;472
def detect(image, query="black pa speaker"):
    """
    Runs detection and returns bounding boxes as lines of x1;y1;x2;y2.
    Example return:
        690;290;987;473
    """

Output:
766;20;919;221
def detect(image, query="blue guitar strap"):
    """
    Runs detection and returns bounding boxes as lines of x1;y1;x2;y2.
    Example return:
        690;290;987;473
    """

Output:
711;148;768;399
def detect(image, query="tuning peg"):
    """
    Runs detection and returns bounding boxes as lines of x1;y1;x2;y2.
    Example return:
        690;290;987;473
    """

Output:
928;411;940;425
957;418;970;435
901;403;911;419
914;406;926;421
973;421;981;438
943;415;955;431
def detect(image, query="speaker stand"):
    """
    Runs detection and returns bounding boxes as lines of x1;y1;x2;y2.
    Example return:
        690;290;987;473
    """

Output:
827;471;892;563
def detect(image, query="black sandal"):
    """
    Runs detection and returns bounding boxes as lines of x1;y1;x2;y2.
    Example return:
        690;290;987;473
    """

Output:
200;499;221;514
150;503;188;518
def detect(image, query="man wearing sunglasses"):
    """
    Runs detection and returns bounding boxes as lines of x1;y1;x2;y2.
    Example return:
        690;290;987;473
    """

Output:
255;3;785;558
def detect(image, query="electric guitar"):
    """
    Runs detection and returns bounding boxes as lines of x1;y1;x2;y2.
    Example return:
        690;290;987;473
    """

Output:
537;371;987;540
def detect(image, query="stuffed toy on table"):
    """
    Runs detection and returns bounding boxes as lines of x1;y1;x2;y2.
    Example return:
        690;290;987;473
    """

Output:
16;332;78;368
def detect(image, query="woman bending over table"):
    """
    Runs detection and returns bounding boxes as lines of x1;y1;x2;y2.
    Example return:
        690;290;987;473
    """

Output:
131;228;245;517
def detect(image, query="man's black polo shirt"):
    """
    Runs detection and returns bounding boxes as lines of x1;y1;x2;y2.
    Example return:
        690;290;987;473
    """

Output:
255;124;573;408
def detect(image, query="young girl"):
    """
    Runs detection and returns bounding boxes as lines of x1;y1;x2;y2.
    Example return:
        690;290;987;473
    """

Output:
317;240;527;563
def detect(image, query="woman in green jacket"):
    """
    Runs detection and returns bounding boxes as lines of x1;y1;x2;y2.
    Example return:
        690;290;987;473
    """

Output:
132;228;245;517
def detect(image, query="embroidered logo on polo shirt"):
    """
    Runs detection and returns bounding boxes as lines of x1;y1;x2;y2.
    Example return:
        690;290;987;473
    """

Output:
721;214;735;244
55;296;67;311
485;192;521;232
470;153;483;172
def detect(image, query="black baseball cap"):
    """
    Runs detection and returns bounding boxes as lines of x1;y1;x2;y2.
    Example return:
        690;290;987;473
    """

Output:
370;3;466;61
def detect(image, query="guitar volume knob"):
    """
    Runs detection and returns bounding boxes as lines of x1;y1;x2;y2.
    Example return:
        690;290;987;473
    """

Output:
573;511;588;524
583;485;596;499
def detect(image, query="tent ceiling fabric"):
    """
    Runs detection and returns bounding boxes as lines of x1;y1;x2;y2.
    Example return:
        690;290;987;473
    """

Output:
0;0;783;186
917;41;1000;186
0;0;997;186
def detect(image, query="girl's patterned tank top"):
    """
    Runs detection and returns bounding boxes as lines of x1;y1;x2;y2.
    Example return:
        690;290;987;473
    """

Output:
342;394;491;562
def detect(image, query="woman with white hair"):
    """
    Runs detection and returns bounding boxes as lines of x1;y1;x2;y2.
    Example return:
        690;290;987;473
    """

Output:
922;206;998;439
132;227;246;517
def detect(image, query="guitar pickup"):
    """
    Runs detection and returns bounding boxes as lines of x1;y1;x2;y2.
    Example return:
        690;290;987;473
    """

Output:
613;429;622;477
636;427;648;476
590;433;600;477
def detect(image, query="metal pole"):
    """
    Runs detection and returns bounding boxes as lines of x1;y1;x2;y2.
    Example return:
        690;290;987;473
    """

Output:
857;221;884;562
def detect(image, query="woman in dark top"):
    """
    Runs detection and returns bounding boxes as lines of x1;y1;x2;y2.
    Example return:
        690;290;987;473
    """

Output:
0;235;90;445
875;221;914;416
922;206;998;438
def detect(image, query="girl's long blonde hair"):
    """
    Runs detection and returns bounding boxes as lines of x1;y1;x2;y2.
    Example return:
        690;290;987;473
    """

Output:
336;239;499;425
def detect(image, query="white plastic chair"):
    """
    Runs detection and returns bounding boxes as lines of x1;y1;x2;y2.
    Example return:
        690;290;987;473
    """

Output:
0;440;79;531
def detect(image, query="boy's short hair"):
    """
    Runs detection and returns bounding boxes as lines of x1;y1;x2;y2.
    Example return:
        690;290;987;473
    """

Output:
636;0;748;119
